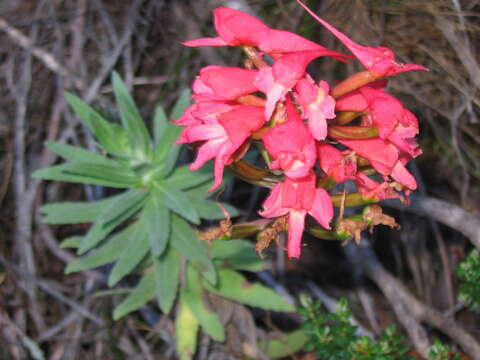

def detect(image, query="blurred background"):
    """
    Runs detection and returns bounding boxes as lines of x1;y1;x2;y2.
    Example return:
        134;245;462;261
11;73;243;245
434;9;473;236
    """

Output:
0;0;479;359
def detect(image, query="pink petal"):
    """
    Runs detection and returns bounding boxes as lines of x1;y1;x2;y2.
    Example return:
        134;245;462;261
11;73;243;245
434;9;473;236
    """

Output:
295;0;428;77
190;137;226;171
254;67;288;120
184;123;225;143
198;66;258;100
390;161;417;190
286;209;307;259
182;37;228;47
339;138;398;175
308;188;333;230
281;173;316;210
307;108;328;140
259;183;289;218
259;29;350;62
218;105;265;145
213;7;268;46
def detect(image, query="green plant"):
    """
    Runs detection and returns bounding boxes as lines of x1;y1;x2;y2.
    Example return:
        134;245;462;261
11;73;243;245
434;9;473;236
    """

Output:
457;249;480;311
33;73;294;359
428;339;463;360
299;295;414;360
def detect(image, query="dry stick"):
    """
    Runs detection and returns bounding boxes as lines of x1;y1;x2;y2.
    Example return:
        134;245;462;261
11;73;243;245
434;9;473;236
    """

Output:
345;243;432;358
384;195;480;249
0;312;45;360
0;255;104;326
5;18;48;335
354;242;480;360
0;18;83;90
410;163;455;310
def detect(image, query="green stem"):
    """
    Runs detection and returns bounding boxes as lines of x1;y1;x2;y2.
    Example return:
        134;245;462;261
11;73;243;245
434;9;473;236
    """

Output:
229;219;273;239
307;226;347;241
328;125;378;140
331;192;377;207
227;159;280;188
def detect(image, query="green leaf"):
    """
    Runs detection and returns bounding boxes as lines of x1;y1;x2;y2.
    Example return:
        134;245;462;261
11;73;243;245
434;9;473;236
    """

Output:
259;330;309;359
156;182;199;224
32;163;139;188
189;198;238;221
142;192;170;256
113;271;156;320
171;89;191;120
66;224;135;273
204;269;295;312
78;189;148;254
40;194;127;224
176;298;199;360
153;122;182;176
153;105;168;146
45;141;118;166
170;214;216;284
211;239;264;272
165;165;212;191
183;266;225;341
107;224;150;286
154;247;180;314
65;92;124;154
112;72;151;156
59;236;83;249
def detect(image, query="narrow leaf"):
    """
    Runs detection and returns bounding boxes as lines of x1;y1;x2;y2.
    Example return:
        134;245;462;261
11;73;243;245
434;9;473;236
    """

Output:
211;239;264;272
59;236;82;249
142;190;170;256
153;122;182;176
65;92;123;154
156;182;199;224
66;224;135;273
183;266;225;341
40;194;126;224
204;269;295;312
113;271;156;320
78;189;148;254
107;225;150;286
112;72;151;155
258;330;308;359
188;198;238;221
153;105;168;146
170;215;211;266
165;165;212;191
154;248;180;314
32;163;139;188
45;141;118;166
171;89;192;120
176;299;199;360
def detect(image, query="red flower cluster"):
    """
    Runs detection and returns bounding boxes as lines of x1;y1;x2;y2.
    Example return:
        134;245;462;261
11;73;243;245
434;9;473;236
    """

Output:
176;2;426;259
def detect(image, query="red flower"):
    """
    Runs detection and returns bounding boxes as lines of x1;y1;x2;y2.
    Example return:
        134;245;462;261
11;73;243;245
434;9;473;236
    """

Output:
262;98;316;179
317;142;357;182
183;7;349;61
295;77;336;140
177;105;264;191
259;172;333;258
295;0;428;77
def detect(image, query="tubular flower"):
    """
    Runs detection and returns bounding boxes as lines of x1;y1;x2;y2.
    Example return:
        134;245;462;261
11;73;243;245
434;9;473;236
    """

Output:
295;77;336;140
317;142;357;182
295;0;428;77
183;7;350;61
259;172;333;258
262;98;316;179
177;105;264;191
